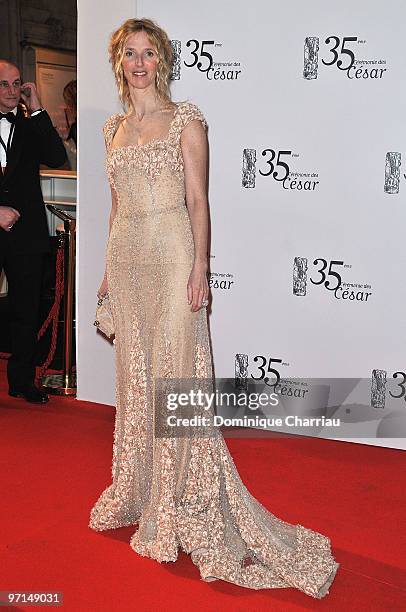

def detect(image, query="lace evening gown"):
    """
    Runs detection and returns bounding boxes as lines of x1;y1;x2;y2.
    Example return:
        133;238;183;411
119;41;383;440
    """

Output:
89;101;340;599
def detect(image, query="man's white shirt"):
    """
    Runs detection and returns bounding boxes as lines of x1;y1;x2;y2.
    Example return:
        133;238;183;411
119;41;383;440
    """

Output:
0;106;17;168
0;107;44;167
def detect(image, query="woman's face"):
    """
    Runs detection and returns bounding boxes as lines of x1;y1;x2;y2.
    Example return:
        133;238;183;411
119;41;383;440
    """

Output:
122;31;159;92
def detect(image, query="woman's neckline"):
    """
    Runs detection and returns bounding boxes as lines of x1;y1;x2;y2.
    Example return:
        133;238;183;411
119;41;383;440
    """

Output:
110;102;180;151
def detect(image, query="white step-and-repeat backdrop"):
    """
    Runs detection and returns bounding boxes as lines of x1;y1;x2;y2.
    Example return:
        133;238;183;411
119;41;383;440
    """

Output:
77;0;406;449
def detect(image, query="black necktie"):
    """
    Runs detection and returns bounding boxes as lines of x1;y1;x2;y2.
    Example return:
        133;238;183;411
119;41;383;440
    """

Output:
0;112;16;124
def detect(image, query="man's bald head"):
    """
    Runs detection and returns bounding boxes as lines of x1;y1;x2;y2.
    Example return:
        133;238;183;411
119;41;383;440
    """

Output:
0;60;20;73
0;60;21;113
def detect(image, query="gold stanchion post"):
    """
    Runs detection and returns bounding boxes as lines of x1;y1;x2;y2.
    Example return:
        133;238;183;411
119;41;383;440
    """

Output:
42;205;77;395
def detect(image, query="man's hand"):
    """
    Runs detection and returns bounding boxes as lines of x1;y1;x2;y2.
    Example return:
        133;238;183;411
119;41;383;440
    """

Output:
0;206;20;231
20;82;42;113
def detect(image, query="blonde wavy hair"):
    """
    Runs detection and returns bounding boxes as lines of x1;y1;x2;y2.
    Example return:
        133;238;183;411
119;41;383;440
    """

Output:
109;18;173;112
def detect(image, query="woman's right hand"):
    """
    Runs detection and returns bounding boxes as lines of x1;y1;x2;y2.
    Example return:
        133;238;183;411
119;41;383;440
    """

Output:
97;274;108;299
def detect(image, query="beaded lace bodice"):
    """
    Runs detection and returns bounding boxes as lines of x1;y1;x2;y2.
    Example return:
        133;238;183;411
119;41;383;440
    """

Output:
104;101;208;185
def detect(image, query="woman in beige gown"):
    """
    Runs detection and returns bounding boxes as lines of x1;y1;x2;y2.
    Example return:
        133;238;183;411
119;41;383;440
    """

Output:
89;18;340;599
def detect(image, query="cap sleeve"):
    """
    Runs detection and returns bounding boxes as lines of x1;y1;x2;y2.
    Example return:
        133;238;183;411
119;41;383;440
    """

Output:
103;113;121;151
178;101;208;133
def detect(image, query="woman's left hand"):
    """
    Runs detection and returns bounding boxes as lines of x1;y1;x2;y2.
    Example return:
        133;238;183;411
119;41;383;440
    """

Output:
187;262;209;312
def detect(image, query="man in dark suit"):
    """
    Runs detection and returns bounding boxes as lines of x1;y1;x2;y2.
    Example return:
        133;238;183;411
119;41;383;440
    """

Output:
0;60;67;403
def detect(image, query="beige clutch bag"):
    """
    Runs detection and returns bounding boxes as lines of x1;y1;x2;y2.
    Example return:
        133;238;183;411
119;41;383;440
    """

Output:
94;294;115;342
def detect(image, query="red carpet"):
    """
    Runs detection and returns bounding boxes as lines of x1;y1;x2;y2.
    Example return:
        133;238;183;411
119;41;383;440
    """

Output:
1;360;405;611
